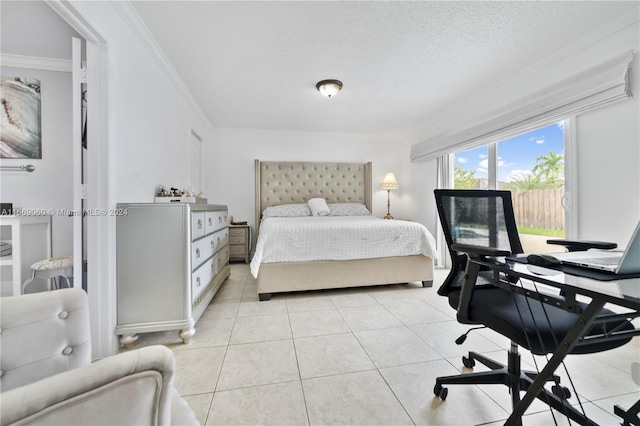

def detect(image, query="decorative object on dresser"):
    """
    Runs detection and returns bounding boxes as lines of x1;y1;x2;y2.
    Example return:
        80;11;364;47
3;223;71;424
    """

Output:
379;172;399;219
229;223;250;263
116;203;230;348
253;160;436;301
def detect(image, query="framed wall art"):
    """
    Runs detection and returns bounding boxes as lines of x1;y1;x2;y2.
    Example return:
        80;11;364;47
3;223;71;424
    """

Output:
0;76;42;159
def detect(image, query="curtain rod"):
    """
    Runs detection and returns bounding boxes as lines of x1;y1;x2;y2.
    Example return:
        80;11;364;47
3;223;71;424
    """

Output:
1;165;35;172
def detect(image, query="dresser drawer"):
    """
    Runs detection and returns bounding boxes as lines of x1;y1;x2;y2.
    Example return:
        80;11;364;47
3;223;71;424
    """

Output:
229;227;246;238
229;236;245;245
206;210;230;234
215;245;229;275
191;233;215;270
213;228;229;253
192;257;214;301
191;212;206;240
229;244;246;256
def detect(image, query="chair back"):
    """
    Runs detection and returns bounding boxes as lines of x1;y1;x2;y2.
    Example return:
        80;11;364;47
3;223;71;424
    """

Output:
434;189;524;296
0;288;91;391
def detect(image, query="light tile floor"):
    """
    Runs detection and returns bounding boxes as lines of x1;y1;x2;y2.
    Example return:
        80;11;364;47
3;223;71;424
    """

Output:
128;263;639;425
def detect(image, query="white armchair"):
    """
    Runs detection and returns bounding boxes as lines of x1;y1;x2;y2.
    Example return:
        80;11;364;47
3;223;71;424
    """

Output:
0;288;198;426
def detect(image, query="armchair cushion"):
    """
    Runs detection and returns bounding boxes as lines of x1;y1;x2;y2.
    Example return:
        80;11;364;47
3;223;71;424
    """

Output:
0;289;198;426
0;346;185;425
1;288;91;391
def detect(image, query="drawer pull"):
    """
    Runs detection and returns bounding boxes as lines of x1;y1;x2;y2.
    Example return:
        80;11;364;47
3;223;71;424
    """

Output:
196;277;201;287
211;240;214;248
218;216;222;223
197;219;203;229
195;248;200;258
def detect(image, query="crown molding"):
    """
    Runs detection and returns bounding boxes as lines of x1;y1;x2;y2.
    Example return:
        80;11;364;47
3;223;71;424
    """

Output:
110;1;213;133
0;53;72;72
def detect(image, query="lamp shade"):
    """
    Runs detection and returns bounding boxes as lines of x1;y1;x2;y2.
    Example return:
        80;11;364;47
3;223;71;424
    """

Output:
380;172;399;190
316;79;343;97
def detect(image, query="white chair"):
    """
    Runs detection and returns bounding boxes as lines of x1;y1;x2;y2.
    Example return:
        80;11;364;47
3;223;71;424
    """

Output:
0;288;199;426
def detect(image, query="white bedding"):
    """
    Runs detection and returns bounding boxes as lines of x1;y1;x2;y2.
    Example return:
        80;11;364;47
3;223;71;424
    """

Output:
250;216;438;278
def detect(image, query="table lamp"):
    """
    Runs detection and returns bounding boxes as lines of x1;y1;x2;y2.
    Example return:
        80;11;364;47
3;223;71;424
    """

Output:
380;172;399;219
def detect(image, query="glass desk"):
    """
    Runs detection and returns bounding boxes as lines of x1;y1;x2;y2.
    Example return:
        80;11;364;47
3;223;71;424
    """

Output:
465;257;640;426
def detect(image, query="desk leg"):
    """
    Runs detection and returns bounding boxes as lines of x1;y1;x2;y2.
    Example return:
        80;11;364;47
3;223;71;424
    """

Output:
505;299;605;426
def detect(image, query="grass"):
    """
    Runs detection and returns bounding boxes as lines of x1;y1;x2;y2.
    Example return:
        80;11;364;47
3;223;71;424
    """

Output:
518;226;565;238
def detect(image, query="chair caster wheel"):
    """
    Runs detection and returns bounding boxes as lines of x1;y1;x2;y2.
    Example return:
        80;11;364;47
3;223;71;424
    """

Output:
434;383;448;400
552;385;571;400
462;355;475;368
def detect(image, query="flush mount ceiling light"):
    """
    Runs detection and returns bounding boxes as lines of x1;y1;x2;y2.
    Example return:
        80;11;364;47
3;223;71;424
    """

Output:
316;79;343;98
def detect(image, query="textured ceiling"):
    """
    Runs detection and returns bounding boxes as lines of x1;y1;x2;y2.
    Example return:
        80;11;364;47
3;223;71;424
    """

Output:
132;1;637;139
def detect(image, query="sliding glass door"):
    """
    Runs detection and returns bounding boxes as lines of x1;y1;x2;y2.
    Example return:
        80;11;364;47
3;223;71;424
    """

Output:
452;122;568;253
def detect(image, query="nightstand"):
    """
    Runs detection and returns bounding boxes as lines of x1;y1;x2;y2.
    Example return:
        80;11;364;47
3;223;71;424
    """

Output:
228;224;250;263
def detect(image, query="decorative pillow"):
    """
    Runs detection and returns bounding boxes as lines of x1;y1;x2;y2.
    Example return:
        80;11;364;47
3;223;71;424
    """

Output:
308;198;331;216
262;203;311;219
328;203;372;216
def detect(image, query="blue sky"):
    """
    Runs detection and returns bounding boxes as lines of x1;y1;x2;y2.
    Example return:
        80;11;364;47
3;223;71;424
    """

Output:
454;121;565;182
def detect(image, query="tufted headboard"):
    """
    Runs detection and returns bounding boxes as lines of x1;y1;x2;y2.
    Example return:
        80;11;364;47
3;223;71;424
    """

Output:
254;160;372;232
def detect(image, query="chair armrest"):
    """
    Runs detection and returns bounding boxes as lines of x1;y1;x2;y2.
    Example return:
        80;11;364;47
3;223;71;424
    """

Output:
451;243;511;259
546;239;617;252
449;245;508;324
0;345;195;426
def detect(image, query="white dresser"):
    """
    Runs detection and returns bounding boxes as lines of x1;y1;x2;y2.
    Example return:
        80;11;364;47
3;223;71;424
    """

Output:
116;203;230;348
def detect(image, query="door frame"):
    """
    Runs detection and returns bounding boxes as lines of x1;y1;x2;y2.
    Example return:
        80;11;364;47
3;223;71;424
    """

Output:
48;0;116;357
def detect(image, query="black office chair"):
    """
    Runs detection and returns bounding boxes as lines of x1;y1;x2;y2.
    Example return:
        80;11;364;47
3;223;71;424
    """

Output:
433;189;635;425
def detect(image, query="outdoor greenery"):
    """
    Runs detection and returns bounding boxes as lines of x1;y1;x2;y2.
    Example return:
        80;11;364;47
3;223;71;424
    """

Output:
454;151;564;192
506;151;564;193
454;165;479;189
517;226;565;238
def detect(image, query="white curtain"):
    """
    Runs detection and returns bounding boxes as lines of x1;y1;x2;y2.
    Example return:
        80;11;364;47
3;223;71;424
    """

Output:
434;155;454;267
411;50;634;162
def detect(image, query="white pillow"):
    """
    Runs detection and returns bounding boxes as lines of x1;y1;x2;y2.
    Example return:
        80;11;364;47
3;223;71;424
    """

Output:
328;203;371;216
307;198;331;216
262;203;311;219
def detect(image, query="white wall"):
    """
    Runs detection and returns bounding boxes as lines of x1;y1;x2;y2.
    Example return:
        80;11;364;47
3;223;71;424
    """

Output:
68;3;213;205
408;18;640;248
204;129;413;244
48;1;214;356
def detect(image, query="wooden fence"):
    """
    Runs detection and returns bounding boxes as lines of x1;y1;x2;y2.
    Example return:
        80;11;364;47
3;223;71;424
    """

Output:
511;188;565;231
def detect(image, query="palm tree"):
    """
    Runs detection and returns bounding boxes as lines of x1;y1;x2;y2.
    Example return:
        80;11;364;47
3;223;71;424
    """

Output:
532;151;564;187
506;173;542;193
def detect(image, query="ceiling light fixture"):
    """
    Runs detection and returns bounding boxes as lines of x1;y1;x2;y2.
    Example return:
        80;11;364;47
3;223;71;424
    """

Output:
316;79;343;98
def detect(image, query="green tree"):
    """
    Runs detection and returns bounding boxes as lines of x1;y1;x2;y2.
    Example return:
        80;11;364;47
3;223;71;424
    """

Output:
454;165;479;189
532;151;564;187
506;173;543;193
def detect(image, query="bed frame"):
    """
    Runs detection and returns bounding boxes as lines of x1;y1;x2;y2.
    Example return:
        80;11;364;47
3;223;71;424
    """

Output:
254;160;434;300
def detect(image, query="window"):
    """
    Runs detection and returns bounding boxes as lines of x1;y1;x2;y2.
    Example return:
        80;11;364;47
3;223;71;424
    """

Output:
453;122;566;253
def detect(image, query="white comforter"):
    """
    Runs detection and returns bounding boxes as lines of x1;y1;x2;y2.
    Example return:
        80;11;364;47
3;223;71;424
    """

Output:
250;216;438;278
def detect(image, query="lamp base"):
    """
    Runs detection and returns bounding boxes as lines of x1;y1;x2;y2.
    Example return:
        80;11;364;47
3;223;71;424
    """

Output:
383;214;394;220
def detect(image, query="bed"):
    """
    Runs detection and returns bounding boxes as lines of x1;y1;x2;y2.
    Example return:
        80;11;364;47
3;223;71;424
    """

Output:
252;160;437;301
